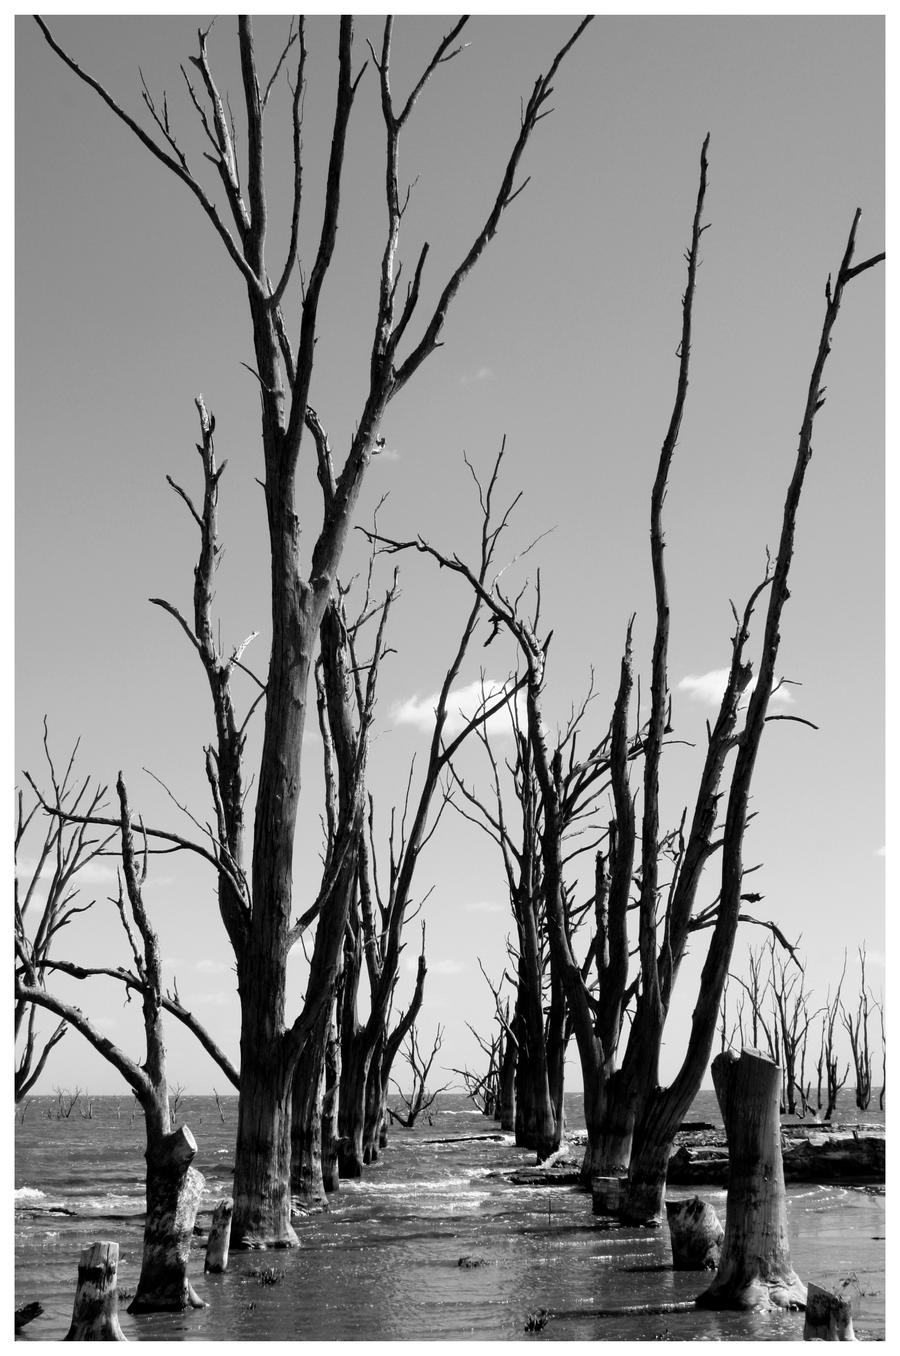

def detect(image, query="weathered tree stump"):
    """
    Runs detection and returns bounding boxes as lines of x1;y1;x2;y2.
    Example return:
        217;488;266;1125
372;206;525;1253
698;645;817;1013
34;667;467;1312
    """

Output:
591;1175;626;1216
204;1199;234;1274
64;1241;126;1341
128;1126;206;1313
666;1196;724;1270
803;1283;856;1341
697;1048;807;1311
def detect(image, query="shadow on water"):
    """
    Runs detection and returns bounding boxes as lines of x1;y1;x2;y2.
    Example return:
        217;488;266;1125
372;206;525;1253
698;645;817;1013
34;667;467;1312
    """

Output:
15;1091;885;1341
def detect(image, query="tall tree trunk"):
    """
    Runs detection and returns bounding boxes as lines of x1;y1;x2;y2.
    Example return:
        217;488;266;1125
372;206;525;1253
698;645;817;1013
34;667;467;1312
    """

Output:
322;991;342;1193
231;1032;297;1248
338;1034;372;1178
580;1066;635;1185
290;1009;329;1214
697;1048;806;1311
497;1034;517;1133
363;1040;385;1164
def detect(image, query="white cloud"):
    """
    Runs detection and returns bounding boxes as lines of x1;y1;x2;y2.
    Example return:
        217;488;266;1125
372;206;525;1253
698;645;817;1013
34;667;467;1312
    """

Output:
193;991;233;1007
677;669;795;709
16;854;119;888
875;845;886;858
373;446;401;462
463;899;506;914
460;366;495;387
195;959;231;975
390;678;523;739
405;955;466;976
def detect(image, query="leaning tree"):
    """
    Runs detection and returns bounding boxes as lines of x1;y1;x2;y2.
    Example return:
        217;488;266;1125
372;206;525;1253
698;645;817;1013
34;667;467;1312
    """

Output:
34;14;593;1247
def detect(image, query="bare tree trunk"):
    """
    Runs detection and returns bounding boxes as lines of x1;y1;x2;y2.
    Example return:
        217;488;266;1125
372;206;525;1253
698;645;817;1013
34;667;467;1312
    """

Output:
363;1040;385;1164
290;1008;329;1213
322;992;342;1193
697;1049;806;1311
130;1123;205;1313
231;1045;296;1248
497;1034;517;1134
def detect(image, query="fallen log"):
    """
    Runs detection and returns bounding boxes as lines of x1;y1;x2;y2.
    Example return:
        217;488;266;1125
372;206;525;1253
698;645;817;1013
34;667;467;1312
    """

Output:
668;1132;884;1186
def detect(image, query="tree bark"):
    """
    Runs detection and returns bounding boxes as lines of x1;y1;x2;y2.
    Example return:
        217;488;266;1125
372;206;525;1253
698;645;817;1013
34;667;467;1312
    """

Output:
497;1034;517;1133
231;1045;297;1248
321;993;342;1193
290;1009;329;1213
697;1048;806;1311
129;1125;205;1312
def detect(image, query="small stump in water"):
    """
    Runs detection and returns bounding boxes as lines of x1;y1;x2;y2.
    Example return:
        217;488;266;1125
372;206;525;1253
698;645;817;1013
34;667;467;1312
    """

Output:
666;1196;723;1270
205;1198;234;1274
697;1048;807;1311
591;1175;626;1216
803;1283;856;1341
65;1241;126;1341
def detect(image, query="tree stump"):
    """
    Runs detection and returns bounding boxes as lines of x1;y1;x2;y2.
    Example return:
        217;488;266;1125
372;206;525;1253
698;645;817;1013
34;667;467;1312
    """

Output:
697;1048;807;1311
803;1283;856;1341
666;1196;724;1270
64;1241;126;1341
591;1175;626;1216
128;1126;206;1312
204;1198;234;1274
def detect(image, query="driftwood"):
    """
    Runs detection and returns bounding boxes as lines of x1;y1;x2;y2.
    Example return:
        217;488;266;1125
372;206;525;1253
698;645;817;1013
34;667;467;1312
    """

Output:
803;1282;856;1341
204;1198;234;1274
697;1049;807;1311
64;1241;126;1341
666;1196;724;1270
14;1301;43;1331
667;1130;884;1185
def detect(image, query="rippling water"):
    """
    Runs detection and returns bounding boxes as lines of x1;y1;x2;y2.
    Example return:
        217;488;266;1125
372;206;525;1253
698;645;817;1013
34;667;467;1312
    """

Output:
15;1092;885;1341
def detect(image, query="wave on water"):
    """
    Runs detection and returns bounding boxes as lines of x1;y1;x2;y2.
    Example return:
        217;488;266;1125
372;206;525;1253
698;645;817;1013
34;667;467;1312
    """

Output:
15;1186;46;1201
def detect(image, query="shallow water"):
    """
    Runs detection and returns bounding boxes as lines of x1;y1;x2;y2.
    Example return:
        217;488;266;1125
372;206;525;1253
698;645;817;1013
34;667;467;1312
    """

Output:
15;1092;885;1341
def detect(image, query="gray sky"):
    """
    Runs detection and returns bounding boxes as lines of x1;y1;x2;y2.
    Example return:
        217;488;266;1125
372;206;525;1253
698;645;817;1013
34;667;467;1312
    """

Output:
15;11;884;1094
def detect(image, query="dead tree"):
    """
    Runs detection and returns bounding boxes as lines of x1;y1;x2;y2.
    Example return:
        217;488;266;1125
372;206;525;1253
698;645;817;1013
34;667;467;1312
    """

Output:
338;547;524;1175
816;962;849;1120
14;731;113;1100
765;942;818;1115
388;1023;451;1128
730;942;817;1115
450;705;575;1162
620;205;882;1225
17;776;206;1314
35;12;592;1247
842;945;873;1111
372;148;883;1221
